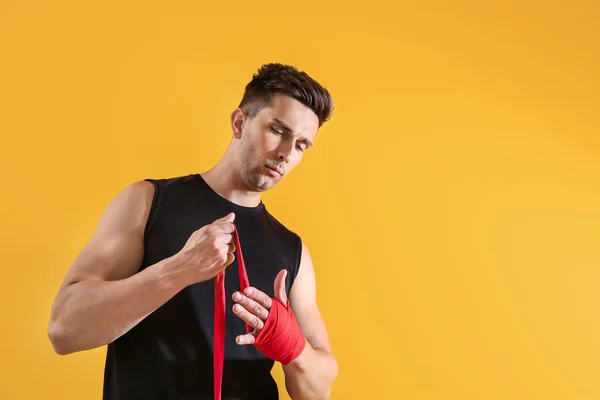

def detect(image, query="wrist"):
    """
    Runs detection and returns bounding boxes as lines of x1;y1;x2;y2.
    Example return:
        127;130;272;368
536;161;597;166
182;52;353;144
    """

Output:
283;338;310;370
154;253;193;292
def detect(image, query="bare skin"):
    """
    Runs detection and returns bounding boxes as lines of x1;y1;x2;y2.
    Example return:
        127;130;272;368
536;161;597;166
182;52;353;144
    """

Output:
48;94;338;399
47;181;237;354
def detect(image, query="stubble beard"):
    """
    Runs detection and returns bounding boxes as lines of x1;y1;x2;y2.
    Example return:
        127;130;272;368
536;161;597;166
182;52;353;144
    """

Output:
238;136;278;192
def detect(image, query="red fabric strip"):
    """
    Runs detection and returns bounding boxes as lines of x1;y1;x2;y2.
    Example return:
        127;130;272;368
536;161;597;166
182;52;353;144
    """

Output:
214;225;249;400
213;225;304;399
253;297;306;365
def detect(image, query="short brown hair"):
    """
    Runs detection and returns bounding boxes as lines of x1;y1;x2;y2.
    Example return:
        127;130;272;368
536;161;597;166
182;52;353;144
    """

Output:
238;63;334;127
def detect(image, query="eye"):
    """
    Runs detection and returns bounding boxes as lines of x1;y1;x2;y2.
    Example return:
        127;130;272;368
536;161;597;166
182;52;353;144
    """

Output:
271;127;283;135
296;143;307;152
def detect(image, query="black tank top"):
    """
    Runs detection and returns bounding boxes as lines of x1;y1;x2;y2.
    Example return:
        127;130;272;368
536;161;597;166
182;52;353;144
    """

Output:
102;174;302;400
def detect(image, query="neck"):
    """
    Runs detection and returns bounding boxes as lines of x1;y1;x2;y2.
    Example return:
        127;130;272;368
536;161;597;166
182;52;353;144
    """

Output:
200;155;262;208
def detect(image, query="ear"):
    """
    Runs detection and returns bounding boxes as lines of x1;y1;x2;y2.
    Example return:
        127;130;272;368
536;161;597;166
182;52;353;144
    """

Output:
230;108;246;139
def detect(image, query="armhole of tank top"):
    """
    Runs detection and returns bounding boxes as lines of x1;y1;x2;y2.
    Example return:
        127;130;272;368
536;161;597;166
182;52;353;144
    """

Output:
290;233;303;287
142;179;161;245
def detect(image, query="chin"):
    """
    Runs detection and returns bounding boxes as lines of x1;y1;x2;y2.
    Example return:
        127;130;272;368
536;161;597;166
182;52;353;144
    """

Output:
244;173;279;192
257;178;279;192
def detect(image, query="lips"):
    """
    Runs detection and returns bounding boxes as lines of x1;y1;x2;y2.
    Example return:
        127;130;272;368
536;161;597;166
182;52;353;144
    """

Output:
265;165;283;176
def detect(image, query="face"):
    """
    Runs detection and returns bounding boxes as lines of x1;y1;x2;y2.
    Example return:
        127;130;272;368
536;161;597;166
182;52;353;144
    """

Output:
232;95;320;192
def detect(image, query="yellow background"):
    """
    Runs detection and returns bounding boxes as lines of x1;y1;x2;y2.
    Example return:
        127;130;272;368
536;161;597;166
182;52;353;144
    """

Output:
1;1;599;399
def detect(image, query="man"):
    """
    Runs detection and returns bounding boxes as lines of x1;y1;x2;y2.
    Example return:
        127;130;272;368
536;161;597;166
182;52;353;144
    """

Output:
48;63;338;400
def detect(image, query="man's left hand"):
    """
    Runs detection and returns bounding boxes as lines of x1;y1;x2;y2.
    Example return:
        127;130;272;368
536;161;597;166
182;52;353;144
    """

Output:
231;269;288;345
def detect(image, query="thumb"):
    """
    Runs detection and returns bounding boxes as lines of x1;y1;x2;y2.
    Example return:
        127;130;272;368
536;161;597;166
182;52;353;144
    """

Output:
274;269;288;305
214;212;235;224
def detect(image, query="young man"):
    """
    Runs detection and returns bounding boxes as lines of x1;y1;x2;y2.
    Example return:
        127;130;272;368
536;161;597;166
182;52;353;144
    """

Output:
48;63;338;400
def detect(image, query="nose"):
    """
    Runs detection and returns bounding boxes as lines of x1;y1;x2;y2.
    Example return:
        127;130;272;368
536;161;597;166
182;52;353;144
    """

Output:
277;141;294;163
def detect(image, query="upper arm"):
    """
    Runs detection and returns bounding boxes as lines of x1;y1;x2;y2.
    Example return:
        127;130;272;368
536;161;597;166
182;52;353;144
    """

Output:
57;180;156;289
289;241;333;354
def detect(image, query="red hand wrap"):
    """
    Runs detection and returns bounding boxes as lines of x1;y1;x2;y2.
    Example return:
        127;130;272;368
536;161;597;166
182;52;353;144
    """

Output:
213;225;304;400
250;297;305;365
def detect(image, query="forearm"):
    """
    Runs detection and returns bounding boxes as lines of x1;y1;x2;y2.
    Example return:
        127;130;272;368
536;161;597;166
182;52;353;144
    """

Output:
48;255;186;355
283;340;339;400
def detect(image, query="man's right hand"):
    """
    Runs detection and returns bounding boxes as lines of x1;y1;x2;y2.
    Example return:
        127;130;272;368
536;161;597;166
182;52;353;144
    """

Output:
172;212;237;286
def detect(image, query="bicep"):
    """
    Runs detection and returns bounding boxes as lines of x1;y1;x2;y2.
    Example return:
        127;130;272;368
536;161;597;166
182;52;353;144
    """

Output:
289;241;332;354
60;180;155;287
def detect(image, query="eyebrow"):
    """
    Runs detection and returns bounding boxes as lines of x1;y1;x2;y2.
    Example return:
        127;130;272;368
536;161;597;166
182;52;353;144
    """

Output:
272;118;314;148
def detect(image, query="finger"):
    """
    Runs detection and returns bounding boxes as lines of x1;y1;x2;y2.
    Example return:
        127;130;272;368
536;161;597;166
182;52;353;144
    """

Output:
206;233;234;247
243;287;272;310
224;252;235;267
273;269;288;305
209;222;235;235
215;233;234;245
233;304;265;330
235;333;256;345
232;291;269;320
227;243;236;255
214;212;235;223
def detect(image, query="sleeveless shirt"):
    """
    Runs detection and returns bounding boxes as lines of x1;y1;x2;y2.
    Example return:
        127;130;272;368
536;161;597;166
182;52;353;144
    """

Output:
102;174;302;400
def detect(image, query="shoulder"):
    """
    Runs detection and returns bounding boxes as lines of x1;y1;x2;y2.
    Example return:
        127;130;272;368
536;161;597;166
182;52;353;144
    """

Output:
261;211;304;285
263;211;298;236
140;173;201;208
134;173;199;237
143;173;199;189
99;180;157;236
263;211;302;251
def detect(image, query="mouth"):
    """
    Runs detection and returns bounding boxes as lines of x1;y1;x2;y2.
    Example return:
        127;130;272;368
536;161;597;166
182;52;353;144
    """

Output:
264;164;283;177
